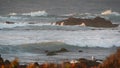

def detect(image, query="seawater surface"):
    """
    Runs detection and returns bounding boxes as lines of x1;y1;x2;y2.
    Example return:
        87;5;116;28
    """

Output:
0;24;119;64
0;0;120;63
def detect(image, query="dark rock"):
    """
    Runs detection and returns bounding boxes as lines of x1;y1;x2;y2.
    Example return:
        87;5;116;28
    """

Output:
46;48;69;56
5;21;15;24
55;17;119;27
56;48;69;53
28;22;35;24
78;50;83;52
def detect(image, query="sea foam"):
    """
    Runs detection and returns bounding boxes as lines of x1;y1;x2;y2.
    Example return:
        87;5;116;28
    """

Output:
0;29;120;48
101;10;120;16
21;10;48;16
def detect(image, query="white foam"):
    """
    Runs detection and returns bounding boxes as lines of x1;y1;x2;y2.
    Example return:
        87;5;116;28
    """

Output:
101;10;120;16
22;10;48;16
61;13;77;16
0;29;120;48
8;13;17;16
101;10;112;15
0;16;27;20
0;23;27;29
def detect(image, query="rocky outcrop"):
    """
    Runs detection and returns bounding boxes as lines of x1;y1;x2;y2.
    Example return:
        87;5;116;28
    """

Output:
46;48;69;56
5;21;15;24
55;17;119;27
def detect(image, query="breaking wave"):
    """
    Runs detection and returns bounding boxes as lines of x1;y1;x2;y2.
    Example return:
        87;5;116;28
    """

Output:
101;10;120;16
8;10;48;17
59;11;120;22
1;23;118;30
0;22;51;29
0;22;28;29
100;10;120;22
0;28;120;48
0;40;119;54
8;13;17;16
21;10;48;16
0;41;75;54
0;10;119;23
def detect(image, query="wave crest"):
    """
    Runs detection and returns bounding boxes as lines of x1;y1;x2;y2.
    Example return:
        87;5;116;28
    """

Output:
21;10;48;16
8;13;17;16
101;10;120;16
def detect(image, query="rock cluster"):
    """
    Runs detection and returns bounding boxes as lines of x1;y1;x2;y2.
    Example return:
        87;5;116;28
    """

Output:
55;17;119;27
46;48;69;56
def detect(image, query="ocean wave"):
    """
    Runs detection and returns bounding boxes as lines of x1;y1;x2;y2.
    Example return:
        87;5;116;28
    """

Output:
0;22;119;30
0;16;27;21
8;13;17;16
0;22;28;29
59;11;120;20
0;24;103;31
100;10;120;22
0;40;119;54
1;10;119;23
21;10;48;16
3;10;48;22
0;22;51;29
61;13;77;17
101;10;120;16
0;29;120;48
0;41;81;54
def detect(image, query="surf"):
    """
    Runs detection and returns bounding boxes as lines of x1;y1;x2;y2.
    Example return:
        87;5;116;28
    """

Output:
21;10;48;17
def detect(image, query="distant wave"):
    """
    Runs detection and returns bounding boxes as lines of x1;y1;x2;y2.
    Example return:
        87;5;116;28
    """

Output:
0;22;52;29
7;10;48;17
21;10;48;16
0;10;119;24
59;11;120;18
0;16;27;20
100;10;120;22
0;24;104;30
0;22;28;29
7;10;120;17
61;13;77;17
101;10;120;16
0;41;79;54
101;10;112;15
8;13;17;16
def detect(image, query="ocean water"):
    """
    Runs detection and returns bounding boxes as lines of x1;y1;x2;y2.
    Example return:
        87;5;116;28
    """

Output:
0;0;120;64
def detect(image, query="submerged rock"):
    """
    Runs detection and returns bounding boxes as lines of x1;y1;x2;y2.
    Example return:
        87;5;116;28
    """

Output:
55;17;119;27
78;50;83;52
46;48;69;56
5;21;15;24
56;48;69;53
